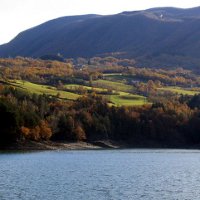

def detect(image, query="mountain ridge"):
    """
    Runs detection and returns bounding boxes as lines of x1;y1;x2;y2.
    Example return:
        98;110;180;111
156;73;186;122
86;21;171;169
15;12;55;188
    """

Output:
1;7;200;69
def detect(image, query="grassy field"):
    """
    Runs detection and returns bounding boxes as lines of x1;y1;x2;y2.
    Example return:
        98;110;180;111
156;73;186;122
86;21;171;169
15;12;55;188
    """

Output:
158;87;199;96
64;84;107;92
103;73;123;77
65;83;147;106
104;74;133;81
92;79;133;92
11;80;80;100
5;80;148;106
107;92;147;106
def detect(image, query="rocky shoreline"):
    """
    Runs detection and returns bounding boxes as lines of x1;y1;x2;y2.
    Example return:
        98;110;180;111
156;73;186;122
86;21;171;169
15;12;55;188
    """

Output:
4;140;124;151
3;140;200;151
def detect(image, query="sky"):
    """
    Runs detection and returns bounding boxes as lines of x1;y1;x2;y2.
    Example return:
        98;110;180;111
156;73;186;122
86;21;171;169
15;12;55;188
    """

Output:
0;0;200;45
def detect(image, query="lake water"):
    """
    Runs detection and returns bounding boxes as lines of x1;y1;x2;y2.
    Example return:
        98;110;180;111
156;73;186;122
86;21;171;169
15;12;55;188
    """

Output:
0;149;200;200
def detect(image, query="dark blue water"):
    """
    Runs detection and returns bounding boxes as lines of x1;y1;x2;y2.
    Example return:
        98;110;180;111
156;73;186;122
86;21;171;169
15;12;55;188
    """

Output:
0;149;200;200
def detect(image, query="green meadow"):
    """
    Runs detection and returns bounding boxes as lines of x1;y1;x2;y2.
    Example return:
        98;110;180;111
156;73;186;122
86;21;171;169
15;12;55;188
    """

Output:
158;87;199;96
11;80;79;100
108;92;147;106
64;83;147;106
64;84;107;92
9;80;199;107
92;79;133;92
5;80;147;106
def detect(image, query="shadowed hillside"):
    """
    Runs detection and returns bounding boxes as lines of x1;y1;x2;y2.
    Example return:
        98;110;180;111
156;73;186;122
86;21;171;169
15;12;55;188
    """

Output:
1;7;200;69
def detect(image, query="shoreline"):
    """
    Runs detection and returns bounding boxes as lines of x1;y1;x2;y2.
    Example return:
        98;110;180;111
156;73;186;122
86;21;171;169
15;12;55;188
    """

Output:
3;140;124;151
2;140;200;151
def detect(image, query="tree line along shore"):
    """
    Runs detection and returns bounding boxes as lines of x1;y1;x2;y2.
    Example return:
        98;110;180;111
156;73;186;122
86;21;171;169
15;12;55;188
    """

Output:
1;57;200;149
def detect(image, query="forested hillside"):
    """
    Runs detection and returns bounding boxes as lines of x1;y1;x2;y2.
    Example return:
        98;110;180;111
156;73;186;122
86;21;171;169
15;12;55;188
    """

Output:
1;57;200;149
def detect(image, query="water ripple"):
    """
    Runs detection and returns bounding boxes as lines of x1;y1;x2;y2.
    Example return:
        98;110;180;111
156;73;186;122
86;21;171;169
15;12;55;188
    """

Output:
0;150;200;199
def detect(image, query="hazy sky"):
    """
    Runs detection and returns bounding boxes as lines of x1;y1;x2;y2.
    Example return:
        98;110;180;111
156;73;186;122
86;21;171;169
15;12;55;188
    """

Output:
0;0;200;44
